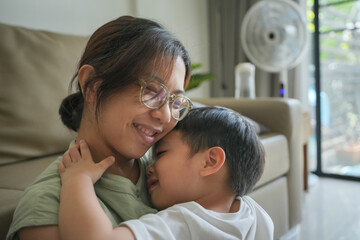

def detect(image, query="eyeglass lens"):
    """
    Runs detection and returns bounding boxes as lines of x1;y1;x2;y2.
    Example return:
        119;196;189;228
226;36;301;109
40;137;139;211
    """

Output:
171;96;191;120
141;80;191;120
141;81;168;108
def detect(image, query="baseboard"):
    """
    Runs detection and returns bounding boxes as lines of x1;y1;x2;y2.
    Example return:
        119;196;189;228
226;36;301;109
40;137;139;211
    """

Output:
279;224;300;240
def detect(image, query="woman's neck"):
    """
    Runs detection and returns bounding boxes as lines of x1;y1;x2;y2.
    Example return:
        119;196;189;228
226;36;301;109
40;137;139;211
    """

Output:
76;128;140;184
106;158;140;184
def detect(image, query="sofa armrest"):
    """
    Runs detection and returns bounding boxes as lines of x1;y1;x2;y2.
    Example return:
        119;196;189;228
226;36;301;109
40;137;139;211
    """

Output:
193;97;303;228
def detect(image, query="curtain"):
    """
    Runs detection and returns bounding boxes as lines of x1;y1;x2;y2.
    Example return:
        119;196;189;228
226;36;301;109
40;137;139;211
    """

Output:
208;0;309;105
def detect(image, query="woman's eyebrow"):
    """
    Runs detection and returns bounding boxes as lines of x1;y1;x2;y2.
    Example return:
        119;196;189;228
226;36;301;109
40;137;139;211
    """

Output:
146;73;164;83
146;73;186;95
173;90;185;95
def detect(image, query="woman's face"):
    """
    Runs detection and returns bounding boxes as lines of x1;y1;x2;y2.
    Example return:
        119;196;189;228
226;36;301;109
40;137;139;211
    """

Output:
88;56;186;161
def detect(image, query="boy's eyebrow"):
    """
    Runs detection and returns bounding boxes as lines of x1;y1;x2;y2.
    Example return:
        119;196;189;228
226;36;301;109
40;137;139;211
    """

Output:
156;140;165;148
155;138;170;149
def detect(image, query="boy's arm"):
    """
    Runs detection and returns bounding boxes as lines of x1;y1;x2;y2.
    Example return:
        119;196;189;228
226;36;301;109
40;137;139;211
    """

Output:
58;140;135;240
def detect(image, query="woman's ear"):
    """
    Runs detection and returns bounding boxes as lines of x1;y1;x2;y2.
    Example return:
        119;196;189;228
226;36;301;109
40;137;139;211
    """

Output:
199;146;226;177
78;64;97;103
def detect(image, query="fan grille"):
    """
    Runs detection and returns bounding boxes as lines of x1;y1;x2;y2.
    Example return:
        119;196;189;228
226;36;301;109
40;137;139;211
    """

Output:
241;0;308;72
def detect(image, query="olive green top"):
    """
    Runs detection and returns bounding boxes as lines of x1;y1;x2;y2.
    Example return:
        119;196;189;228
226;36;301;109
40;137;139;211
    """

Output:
6;142;157;240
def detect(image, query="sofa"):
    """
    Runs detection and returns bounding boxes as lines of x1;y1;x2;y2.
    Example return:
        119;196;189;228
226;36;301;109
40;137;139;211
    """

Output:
0;23;303;240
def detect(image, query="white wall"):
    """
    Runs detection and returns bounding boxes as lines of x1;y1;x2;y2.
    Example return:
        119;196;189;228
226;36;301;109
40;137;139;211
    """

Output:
0;0;210;97
135;0;210;98
0;0;135;36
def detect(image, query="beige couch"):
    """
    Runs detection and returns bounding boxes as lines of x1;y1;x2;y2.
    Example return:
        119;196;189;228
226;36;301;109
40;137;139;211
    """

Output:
0;23;303;240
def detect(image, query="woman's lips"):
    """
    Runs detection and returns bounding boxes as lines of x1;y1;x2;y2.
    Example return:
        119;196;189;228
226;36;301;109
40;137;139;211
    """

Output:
133;123;161;144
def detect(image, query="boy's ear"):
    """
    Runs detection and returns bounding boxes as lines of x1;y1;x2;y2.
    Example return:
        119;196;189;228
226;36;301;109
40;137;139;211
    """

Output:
199;146;226;177
78;64;97;103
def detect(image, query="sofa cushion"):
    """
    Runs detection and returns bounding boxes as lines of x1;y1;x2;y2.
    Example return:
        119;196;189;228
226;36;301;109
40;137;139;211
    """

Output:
255;133;289;188
0;23;88;165
192;101;269;135
0;189;24;240
250;177;289;239
0;154;58;190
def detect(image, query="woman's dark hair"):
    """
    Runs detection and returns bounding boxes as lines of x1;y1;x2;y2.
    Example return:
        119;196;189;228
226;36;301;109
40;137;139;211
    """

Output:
59;16;191;131
172;106;265;197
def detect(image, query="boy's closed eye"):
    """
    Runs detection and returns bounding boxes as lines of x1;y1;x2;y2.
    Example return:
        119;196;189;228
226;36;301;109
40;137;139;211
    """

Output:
154;149;168;161
155;150;166;158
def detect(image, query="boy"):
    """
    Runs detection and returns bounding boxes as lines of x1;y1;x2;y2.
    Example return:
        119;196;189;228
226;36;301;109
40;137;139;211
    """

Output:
58;106;274;240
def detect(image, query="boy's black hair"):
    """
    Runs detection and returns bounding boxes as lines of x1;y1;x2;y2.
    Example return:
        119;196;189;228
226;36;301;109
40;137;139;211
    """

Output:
173;106;265;197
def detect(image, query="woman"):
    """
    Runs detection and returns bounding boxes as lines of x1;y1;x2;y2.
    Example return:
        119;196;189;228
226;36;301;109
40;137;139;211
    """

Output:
6;16;192;240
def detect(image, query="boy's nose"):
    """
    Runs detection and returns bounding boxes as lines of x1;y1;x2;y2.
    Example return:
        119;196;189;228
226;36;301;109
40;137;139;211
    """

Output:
146;163;155;177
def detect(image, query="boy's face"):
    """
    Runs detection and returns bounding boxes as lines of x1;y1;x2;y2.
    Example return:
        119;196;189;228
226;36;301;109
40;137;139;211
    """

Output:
146;130;204;210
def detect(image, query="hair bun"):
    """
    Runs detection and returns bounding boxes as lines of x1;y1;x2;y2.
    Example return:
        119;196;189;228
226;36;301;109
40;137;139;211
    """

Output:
59;92;84;132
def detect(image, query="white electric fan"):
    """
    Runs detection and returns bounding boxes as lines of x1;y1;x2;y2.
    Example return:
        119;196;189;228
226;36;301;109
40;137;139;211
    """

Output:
241;0;308;97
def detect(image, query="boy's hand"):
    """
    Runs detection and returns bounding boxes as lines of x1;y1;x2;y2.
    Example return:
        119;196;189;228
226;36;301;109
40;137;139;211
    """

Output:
58;140;115;184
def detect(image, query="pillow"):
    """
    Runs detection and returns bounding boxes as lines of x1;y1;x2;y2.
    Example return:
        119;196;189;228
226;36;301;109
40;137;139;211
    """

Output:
0;23;88;165
192;101;269;135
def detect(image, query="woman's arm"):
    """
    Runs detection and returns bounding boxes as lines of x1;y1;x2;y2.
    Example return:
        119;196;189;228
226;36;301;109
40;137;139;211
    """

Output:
58;140;135;240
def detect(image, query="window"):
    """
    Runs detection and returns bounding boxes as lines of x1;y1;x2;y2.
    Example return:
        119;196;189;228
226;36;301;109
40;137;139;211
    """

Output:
308;0;360;180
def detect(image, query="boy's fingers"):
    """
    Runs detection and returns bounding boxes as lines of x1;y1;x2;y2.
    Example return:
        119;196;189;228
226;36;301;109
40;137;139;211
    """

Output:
58;161;66;173
62;152;72;168
69;144;82;162
98;157;115;172
79;140;92;162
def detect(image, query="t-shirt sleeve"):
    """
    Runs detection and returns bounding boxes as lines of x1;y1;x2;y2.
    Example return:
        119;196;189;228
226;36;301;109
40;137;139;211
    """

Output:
243;196;274;240
121;208;189;240
6;159;62;240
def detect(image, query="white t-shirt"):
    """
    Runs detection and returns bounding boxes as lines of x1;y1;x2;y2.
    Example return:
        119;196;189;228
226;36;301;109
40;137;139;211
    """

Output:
122;196;274;240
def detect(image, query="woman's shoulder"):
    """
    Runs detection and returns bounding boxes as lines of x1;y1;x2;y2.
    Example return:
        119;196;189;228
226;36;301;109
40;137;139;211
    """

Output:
6;157;63;240
30;155;62;186
14;156;63;213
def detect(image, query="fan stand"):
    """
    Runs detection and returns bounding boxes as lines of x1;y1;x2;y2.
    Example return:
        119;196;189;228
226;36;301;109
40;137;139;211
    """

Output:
279;70;288;98
265;28;289;98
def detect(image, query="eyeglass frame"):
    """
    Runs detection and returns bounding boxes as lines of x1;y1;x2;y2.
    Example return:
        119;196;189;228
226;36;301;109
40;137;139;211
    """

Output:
138;78;193;121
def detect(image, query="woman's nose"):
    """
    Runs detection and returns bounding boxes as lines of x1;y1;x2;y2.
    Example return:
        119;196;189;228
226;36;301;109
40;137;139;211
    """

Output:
151;103;172;123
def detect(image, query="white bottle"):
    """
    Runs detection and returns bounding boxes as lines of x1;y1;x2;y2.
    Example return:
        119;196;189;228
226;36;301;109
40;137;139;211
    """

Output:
234;62;255;99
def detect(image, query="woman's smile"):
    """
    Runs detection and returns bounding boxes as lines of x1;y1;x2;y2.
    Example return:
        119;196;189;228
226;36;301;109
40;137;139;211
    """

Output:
133;123;161;144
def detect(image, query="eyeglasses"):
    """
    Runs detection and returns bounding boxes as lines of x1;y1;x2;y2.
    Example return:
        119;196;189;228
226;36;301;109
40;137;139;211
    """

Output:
139;78;193;121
